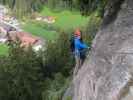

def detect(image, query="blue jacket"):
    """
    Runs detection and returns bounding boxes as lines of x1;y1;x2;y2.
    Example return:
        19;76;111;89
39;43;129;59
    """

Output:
74;37;88;56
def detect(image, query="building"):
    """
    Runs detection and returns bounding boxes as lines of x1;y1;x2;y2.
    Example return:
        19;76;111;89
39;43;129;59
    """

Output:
8;31;43;51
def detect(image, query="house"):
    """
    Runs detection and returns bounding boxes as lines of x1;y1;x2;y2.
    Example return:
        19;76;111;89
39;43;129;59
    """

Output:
8;31;43;50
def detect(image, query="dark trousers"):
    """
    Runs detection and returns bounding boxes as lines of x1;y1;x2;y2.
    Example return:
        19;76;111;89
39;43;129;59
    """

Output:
73;49;87;75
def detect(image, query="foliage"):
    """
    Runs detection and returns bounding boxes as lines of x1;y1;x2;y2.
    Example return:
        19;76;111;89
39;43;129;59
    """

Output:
73;0;107;16
45;0;108;16
1;0;108;17
0;41;44;100
44;31;75;77
46;0;73;10
0;44;8;56
0;33;74;100
42;73;70;100
0;0;44;18
82;14;102;44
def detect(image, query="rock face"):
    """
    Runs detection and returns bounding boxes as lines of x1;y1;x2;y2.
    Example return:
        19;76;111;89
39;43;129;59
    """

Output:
73;0;133;100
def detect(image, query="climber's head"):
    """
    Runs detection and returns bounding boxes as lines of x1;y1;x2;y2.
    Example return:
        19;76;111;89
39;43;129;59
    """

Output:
74;28;81;38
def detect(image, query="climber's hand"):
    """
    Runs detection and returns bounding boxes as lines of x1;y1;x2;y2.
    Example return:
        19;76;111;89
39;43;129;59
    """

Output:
87;47;90;50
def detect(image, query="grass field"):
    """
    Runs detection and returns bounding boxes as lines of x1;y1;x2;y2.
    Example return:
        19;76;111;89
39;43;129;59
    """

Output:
0;44;8;56
40;7;90;31
23;22;58;40
23;7;90;40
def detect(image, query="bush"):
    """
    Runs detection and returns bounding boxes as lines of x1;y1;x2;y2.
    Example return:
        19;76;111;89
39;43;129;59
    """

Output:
0;40;72;100
0;41;43;100
42;73;70;100
43;31;75;77
81;15;102;45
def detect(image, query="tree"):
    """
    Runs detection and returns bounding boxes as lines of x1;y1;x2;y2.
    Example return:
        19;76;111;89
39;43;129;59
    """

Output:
0;0;44;18
72;0;107;15
44;32;74;77
0;42;43;100
0;0;108;17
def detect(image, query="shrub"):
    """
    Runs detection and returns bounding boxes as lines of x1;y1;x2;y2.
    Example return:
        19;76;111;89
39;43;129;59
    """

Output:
81;15;102;45
42;73;70;100
43;31;75;77
0;41;43;100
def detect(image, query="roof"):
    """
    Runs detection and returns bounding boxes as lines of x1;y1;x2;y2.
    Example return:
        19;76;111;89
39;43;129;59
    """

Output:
0;23;15;32
8;31;40;47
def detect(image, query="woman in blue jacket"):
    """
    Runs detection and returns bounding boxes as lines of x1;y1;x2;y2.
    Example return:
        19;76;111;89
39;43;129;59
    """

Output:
73;29;89;75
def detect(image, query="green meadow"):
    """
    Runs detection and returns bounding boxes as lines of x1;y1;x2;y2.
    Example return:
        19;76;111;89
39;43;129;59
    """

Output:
0;44;8;56
23;7;90;40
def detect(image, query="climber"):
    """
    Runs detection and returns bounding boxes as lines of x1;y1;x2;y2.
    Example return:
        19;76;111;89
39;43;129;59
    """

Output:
72;28;90;75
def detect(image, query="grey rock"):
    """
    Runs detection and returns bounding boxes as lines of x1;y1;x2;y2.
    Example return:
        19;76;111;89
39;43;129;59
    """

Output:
73;0;133;100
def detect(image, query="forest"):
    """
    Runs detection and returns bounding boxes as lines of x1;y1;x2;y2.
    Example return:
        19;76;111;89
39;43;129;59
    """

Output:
0;0;107;16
